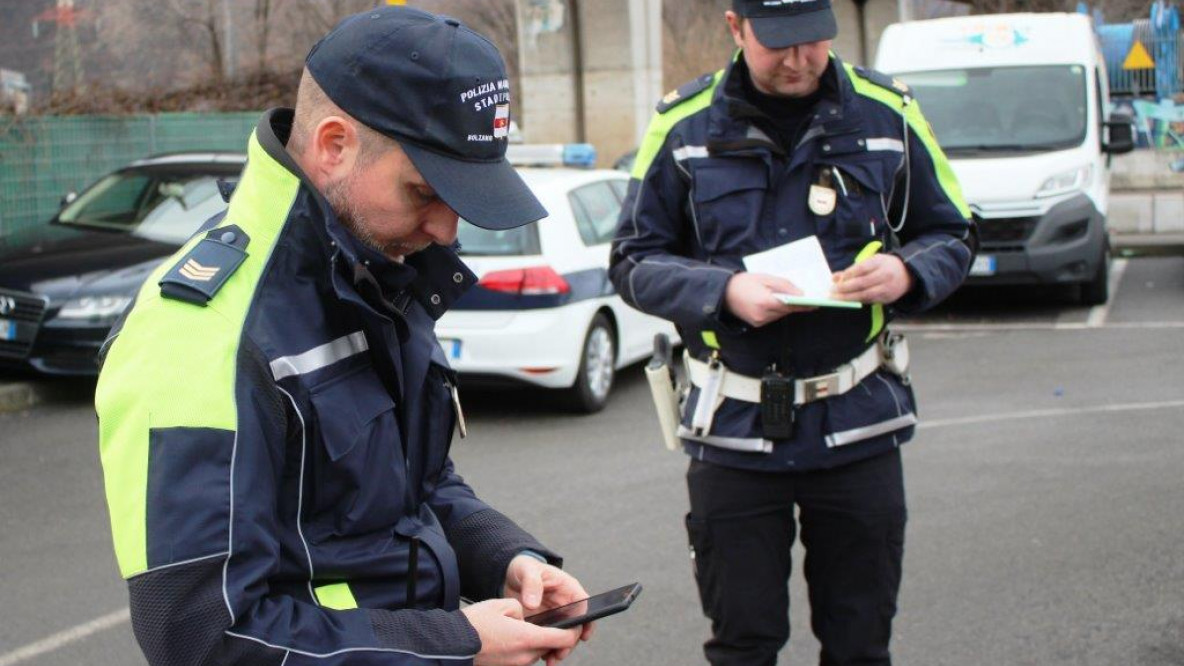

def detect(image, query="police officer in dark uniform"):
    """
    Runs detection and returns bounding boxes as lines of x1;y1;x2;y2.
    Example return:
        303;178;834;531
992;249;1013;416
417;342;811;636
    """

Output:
610;1;977;664
97;7;592;665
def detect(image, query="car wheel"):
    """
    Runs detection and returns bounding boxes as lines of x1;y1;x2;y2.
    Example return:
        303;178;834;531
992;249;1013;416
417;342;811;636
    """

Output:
561;312;616;413
1079;245;1110;306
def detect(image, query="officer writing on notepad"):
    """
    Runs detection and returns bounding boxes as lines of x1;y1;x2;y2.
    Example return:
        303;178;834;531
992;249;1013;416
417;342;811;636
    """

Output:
610;0;977;664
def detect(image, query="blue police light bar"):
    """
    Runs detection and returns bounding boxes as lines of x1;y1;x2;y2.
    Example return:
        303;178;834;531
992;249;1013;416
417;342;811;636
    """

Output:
562;143;597;167
506;143;598;168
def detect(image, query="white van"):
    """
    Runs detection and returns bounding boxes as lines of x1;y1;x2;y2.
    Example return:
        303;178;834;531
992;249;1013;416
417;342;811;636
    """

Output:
875;13;1134;304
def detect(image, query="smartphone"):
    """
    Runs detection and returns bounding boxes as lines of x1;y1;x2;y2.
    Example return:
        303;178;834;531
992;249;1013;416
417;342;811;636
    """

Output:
524;582;642;630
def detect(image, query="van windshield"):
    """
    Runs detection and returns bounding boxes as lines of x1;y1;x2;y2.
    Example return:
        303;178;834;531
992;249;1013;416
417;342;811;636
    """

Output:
896;65;1088;155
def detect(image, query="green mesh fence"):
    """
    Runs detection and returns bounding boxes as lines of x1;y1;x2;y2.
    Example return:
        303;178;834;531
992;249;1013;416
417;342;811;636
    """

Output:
0;112;259;236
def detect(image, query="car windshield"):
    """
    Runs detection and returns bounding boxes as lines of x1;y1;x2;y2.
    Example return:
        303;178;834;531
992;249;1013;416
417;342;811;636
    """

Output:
57;164;238;244
456;220;541;256
896;65;1088;154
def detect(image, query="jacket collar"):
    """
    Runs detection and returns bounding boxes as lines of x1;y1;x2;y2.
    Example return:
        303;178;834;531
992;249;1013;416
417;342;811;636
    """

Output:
253;108;476;321
709;53;862;154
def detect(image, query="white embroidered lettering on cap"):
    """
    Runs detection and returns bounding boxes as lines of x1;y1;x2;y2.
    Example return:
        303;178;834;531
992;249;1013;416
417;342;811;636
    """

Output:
460;79;510;108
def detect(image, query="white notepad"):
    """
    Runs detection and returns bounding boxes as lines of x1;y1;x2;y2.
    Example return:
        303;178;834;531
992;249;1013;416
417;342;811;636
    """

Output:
742;236;862;310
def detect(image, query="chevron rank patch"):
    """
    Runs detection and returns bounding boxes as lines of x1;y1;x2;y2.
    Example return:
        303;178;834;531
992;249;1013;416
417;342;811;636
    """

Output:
656;73;716;114
159;225;250;306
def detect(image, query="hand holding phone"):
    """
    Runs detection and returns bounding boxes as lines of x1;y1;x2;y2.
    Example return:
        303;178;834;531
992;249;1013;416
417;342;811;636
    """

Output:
524;582;642;630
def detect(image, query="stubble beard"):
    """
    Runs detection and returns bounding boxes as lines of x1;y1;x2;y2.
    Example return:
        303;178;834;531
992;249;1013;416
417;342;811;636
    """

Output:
324;174;430;258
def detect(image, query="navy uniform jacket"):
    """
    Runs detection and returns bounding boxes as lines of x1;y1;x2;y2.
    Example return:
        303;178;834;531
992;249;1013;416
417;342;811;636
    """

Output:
610;55;976;472
96;109;556;665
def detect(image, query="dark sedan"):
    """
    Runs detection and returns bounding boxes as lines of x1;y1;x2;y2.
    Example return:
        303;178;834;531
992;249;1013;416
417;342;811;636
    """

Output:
0;152;245;376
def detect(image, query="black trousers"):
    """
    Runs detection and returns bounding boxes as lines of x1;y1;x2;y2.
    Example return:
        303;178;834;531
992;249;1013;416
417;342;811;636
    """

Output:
685;449;907;666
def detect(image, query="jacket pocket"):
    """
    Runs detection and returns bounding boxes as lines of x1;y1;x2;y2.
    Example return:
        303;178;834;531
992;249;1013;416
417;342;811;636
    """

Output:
816;157;891;270
421;362;458;488
691;159;769;256
308;365;405;539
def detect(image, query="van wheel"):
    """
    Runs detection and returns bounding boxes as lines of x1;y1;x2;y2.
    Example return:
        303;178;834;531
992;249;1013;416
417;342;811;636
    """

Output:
1079;246;1110;306
560;313;616;413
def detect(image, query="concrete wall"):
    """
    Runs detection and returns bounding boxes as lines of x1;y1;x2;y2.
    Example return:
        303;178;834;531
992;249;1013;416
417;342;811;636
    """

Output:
516;0;662;166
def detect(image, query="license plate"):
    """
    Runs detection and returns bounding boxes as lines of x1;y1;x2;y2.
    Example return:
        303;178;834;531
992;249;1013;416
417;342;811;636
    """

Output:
440;338;462;360
970;254;997;276
0;318;14;341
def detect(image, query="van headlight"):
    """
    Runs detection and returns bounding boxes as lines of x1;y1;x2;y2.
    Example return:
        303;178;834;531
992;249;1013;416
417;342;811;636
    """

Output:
57;295;133;322
1036;165;1093;198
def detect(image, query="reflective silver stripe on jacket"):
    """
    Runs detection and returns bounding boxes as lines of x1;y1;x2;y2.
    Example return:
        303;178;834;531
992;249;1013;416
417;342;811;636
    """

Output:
866;137;905;153
825;413;918;448
673;145;709;162
270;331;369;381
677;425;773;454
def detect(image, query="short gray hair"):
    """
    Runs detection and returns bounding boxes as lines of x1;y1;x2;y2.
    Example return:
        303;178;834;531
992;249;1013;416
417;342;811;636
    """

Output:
289;69;398;167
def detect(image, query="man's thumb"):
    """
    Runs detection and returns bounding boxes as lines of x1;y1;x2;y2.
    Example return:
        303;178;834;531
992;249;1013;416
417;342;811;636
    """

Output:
521;568;544;610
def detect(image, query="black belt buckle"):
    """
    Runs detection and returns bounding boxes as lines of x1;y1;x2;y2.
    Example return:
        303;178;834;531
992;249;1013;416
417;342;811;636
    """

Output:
760;371;795;440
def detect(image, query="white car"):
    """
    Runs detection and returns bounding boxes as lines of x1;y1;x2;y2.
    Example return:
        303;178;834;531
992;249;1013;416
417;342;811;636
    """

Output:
437;146;678;413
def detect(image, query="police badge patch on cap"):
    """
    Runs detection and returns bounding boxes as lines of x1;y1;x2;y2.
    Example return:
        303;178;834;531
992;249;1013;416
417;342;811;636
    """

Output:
493;104;510;139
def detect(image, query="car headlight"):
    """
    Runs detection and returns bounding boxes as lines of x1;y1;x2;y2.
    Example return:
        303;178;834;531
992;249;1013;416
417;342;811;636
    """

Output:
1036;165;1093;199
57;295;133;321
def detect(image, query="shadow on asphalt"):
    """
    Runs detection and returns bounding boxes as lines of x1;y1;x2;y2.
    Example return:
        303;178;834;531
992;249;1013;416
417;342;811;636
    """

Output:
0;374;98;409
460;365;649;417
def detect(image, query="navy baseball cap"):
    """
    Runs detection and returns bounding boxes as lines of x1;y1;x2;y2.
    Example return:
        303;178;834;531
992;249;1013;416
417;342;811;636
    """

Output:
305;6;545;230
733;0;838;49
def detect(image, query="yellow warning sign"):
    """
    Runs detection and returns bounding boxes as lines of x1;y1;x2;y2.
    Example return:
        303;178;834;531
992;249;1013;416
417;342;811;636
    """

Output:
385;0;407;4
1123;40;1155;70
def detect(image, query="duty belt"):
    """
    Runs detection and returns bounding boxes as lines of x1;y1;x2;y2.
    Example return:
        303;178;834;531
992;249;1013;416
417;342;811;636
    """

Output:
683;332;911;445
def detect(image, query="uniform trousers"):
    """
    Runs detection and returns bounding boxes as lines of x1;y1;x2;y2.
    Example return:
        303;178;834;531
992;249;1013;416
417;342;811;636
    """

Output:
685;448;907;666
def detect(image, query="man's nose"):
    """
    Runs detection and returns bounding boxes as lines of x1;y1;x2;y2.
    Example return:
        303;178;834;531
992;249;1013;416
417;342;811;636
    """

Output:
423;203;460;245
781;45;806;68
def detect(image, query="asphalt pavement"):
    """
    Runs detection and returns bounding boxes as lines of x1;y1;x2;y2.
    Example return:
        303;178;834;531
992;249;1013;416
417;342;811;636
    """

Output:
1;256;1182;666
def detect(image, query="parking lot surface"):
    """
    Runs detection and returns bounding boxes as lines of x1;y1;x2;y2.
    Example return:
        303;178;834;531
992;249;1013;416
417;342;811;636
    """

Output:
1;256;1182;665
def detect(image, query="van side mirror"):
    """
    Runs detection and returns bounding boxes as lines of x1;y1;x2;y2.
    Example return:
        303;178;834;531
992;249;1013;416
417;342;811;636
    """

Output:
1103;113;1135;155
59;191;77;209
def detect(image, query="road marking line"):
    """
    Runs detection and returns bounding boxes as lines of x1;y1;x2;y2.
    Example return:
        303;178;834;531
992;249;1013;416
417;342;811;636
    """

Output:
0;607;130;666
919;399;1184;430
1086;257;1128;328
895;320;1184;333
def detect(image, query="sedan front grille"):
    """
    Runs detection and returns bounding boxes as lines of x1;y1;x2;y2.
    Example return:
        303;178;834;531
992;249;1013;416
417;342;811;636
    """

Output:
0;288;49;360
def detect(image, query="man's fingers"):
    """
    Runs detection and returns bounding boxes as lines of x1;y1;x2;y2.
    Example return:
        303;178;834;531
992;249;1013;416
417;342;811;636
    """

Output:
579;620;596;642
532;626;581;650
833;274;876;297
498;598;525;620
834;260;876;283
519;565;544;610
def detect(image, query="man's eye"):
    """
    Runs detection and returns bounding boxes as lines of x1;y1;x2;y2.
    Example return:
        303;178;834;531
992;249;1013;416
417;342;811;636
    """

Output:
414;188;438;204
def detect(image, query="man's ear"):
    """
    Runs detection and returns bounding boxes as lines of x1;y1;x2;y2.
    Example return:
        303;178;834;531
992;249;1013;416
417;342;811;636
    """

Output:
725;11;745;49
308;116;359;187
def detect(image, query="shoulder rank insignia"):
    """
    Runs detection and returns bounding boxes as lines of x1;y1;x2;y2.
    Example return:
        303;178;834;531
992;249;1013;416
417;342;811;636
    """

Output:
159;225;250;306
656;72;716;114
854;66;911;97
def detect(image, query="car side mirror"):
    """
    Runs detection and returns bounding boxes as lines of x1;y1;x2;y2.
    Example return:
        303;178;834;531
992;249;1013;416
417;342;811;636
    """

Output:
60;191;77;209
1103;113;1135;155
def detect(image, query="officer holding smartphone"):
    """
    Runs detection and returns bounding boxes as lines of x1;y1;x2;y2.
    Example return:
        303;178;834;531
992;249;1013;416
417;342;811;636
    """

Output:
610;1;977;664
